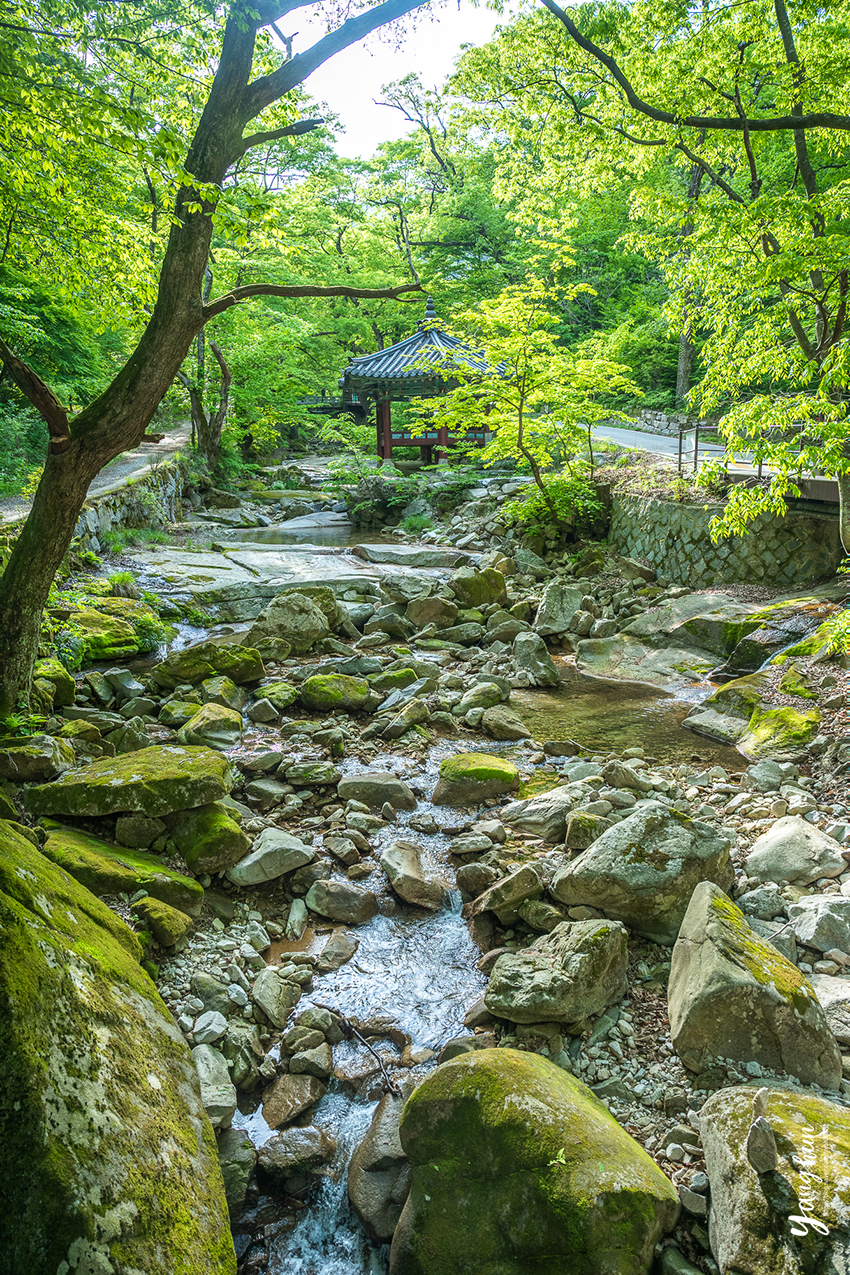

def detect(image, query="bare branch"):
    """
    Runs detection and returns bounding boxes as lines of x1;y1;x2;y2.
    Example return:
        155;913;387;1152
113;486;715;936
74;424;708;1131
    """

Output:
202;280;424;322
0;337;71;454
237;116;324;156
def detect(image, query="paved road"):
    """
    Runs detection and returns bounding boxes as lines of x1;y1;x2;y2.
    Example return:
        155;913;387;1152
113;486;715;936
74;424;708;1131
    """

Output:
592;424;726;461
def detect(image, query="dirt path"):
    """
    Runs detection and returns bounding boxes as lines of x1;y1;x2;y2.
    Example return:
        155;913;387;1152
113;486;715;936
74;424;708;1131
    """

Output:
0;421;193;527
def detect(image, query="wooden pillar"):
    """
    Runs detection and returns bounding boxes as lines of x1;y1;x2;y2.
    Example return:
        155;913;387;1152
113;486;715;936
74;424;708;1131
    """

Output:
435;424;449;464
376;399;393;460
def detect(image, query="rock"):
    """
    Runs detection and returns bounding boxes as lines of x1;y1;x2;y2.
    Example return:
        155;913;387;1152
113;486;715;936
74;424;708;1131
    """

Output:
262;1074;326;1129
456;862;499;896
484;919;628;1025
305;879;378;925
290;1042;333;1080
533;581;585;636
251;967;301;1028
166;802;250;874
300;673;371;712
481;705;532;740
501;781;594;843
248;591;329;655
457;682;504;711
700;1084;850;1274
285;898;308;940
192;1044;237;1128
668;882;841;1089
470;865;542;923
789;896;850;953
316;930;358;973
200;674;248;712
337;771;417;811
284;760;341;786
551;803;734;945
809;973;850;1046
114;812;166;849
0;734;77;782
448;833;494;856
565;810;611;850
514;546;552;579
257;679;298;712
745;1116;778;1174
742;759;786;792
150;640;264;690
448;566;507;609
380;840;446;910
737;881;787;921
107;715;153;754
512;631;561;687
348;1093;412;1242
257;1126;336;1179
406;596;458;630
381;698;429;739
177;701;243;750
431;752;519;806
26;744;233;818
132;896;194;946
390;1050;679;1275
217;1127;257;1217
745;816;846;885
193;1010;228;1045
33;656;76;707
0;825;234;1272
600;759;653;792
39;823;203;914
226;828;313;886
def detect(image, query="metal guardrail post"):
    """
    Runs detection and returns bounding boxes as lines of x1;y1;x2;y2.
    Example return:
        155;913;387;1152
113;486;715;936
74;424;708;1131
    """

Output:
693;425;699;473
678;426;683;476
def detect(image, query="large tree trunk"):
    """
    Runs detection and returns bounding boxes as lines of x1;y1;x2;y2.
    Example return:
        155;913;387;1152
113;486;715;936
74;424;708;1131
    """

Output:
676;331;695;406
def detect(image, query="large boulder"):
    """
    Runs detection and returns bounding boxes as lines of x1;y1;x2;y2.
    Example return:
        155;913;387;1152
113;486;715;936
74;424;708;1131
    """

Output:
300;673;371;712
431;752;519;806
481;705;532;740
700;1084;850;1275
165;802;250;874
745;816;847;885
262;1074;326;1129
448;566;507;609
150;640;264;691
26;745;233;818
668;882;841;1089
484;919;628;1025
304;879;378;925
337;771;417;811
550;803;734;945
226;828;313;886
512;632;561;687
39;823;204;913
390;1050;679;1275
533;581;584;636
0;734;77;782
380;840;446;910
177;701;243;750
348;1092;412;1242
0;823;235;1272
248;591;329;655
501;781;595;843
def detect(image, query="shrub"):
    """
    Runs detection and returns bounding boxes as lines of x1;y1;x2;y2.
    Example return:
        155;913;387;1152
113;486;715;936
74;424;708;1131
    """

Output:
503;475;606;541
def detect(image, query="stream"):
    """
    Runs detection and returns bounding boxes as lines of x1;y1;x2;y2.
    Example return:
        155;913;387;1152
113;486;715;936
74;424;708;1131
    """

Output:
123;511;746;1273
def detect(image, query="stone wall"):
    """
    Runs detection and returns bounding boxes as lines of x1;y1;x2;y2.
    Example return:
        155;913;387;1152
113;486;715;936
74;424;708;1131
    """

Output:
610;493;841;588
73;458;187;555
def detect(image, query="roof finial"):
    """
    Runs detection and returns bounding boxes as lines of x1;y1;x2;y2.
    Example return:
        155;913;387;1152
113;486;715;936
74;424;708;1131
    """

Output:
424;296;437;322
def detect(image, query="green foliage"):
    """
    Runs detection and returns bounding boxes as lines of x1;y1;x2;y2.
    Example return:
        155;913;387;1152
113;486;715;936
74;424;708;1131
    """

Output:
0;709;47;738
133;614;167;653
503;475;605;539
107;571;139;598
100;527;168;554
822;610;850;656
401;512;433;533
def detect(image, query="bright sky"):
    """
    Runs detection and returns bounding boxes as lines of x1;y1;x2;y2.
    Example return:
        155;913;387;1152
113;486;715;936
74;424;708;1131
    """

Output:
288;2;508;158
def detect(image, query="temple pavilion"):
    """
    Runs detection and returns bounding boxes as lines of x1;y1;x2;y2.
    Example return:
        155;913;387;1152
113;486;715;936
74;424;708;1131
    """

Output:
337;297;493;464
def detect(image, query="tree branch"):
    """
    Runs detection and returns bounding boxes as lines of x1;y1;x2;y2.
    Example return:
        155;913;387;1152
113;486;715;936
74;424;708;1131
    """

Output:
245;0;428;121
202;280;424;322
539;0;850;134
0;337;71;454
236;116;324;157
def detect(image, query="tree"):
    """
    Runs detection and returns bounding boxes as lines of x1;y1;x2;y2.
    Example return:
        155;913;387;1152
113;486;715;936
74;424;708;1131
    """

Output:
0;0;427;710
414;277;638;523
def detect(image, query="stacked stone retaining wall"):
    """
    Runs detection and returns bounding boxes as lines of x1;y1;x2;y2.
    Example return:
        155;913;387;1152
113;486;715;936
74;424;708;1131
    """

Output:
610;493;841;587
73;458;188;555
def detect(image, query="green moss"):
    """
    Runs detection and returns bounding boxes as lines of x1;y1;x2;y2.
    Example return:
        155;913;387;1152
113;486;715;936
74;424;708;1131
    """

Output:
0;824;235;1272
176;701;242;750
39;823;204;913
33;657;76;707
131;896;194;946
741;703;820;757
369;668;418;692
150;641;264;691
299;673;370;712
709;892;816;1016
259;679;298;711
165;802;249;875
776;666;818;699
439;752;519;785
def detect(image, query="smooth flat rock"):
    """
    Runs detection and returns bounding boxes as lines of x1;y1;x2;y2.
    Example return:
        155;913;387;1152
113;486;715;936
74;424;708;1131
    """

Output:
353;543;472;568
577;635;717;691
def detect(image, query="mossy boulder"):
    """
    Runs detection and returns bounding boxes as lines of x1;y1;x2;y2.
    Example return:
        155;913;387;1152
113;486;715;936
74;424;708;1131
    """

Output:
68;607;143;660
159;699;203;727
39;823;204;913
26;745;233;818
739;702;821;758
177;702;243;751
370;668;419;692
700;1084;850;1275
390;1049;679;1275
260;679;298;712
432;752;519;806
668;881;841;1089
200;674;248;711
131;895;194;946
300;673;371;712
0;734;77;782
0;823;235;1273
165;802;250;875
248;591;330;655
149;641;264;691
33;656;76;707
448;566;507;609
